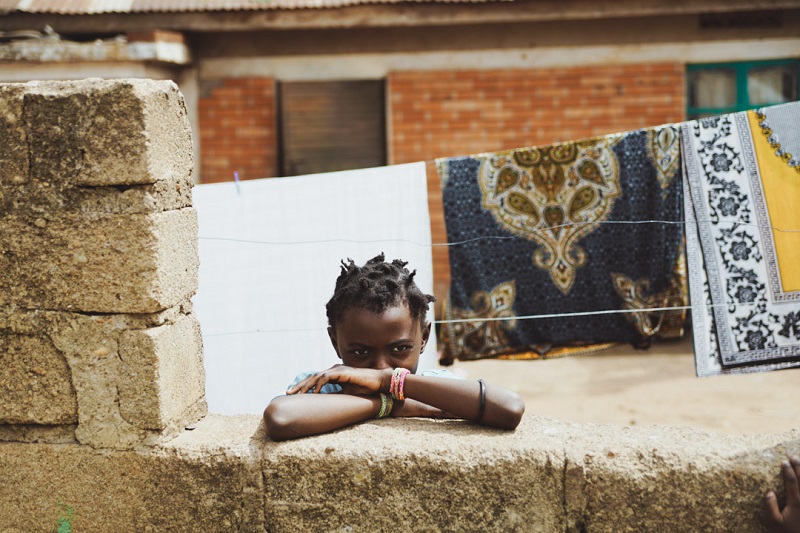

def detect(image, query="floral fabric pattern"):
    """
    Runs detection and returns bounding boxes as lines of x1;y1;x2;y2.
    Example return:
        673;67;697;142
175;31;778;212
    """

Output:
682;102;800;377
438;128;686;362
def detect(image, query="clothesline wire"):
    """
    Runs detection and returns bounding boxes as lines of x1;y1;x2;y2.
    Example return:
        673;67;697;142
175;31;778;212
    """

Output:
197;211;788;337
198;219;800;248
203;301;753;338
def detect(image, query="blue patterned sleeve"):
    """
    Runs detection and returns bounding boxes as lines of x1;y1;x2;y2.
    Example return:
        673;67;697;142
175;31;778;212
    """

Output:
287;371;343;394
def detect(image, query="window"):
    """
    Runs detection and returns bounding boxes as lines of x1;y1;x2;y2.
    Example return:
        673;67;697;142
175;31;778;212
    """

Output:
686;60;799;119
277;80;386;177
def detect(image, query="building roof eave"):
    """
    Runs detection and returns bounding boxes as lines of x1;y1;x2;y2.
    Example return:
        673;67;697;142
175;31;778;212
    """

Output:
0;0;798;33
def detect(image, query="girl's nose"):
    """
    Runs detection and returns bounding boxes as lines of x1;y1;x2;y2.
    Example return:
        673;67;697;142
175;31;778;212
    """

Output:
373;355;393;370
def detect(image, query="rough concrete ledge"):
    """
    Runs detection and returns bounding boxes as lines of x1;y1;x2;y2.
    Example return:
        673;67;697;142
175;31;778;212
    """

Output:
0;414;797;532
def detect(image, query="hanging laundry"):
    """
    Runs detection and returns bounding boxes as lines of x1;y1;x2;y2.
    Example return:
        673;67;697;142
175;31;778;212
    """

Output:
438;127;687;362
683;101;800;377
192;162;437;414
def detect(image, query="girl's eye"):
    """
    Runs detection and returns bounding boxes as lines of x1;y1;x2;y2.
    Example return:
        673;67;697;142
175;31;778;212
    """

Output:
392;345;412;352
353;349;370;357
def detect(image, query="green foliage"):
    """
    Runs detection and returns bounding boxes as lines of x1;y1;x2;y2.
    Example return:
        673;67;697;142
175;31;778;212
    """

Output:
57;503;74;533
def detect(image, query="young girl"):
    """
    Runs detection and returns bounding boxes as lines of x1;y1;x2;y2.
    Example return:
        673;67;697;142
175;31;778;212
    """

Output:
263;254;525;441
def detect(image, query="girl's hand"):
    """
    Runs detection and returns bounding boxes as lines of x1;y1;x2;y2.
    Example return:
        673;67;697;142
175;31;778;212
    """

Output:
286;364;393;396
766;457;800;533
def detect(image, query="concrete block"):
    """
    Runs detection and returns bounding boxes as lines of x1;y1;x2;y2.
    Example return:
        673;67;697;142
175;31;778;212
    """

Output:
560;423;797;533
118;313;206;431
0;207;198;314
0;84;28;186
0;333;78;425
1;305;205;449
261;417;800;532
22;78;192;187
0;79;193;218
262;417;567;532
43;308;206;449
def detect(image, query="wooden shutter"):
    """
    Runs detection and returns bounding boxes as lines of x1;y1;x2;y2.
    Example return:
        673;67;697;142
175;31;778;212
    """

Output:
278;80;386;176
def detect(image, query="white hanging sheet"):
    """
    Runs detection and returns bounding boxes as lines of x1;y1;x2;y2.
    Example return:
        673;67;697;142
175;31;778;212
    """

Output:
193;162;438;414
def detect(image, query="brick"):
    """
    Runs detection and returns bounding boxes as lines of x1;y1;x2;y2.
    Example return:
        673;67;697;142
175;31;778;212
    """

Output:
198;77;277;183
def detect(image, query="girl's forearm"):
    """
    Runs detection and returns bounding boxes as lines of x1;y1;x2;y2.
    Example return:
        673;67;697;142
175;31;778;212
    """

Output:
264;393;381;441
401;375;525;430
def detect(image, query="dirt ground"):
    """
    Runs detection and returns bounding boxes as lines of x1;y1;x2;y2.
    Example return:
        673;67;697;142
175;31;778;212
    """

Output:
447;335;799;435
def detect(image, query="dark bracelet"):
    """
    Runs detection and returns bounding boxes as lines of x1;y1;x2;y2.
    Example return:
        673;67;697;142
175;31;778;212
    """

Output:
476;379;486;423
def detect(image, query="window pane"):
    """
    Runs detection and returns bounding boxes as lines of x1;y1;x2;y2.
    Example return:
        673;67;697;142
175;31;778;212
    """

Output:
688;69;736;109
687;112;720;121
748;65;798;106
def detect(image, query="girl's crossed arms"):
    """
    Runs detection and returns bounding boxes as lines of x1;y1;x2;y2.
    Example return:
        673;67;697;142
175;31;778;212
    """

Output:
264;254;525;441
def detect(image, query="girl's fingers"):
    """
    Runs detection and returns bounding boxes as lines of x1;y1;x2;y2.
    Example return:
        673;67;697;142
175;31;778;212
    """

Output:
289;374;324;394
784;460;800;506
287;365;345;394
301;376;326;394
765;490;784;525
312;370;338;393
792;456;800;488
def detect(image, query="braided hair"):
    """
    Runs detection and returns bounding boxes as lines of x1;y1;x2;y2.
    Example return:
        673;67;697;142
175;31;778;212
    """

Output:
326;253;436;328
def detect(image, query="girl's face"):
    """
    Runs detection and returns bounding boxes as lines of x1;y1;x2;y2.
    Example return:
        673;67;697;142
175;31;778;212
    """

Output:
328;303;431;373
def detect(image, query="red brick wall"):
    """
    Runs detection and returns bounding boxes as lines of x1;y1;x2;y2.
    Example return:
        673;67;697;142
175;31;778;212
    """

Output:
388;64;686;311
198;78;278;184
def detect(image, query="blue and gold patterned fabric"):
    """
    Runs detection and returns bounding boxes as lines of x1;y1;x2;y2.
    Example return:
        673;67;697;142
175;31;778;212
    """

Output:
438;126;687;361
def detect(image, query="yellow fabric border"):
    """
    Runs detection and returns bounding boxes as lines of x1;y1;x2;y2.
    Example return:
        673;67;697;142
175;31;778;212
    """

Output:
746;110;800;292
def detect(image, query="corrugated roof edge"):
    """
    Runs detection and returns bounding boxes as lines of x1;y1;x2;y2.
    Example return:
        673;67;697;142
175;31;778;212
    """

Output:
0;0;514;16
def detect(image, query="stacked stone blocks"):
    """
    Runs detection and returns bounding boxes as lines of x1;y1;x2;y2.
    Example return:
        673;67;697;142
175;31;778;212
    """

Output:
0;79;206;449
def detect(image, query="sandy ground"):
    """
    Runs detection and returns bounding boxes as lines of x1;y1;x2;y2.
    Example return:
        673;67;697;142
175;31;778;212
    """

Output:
446;335;799;435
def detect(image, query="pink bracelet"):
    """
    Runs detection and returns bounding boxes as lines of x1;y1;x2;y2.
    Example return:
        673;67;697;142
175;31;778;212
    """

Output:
391;368;410;401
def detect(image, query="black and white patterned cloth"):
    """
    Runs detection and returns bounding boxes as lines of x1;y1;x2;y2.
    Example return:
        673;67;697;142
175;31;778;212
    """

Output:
682;102;800;377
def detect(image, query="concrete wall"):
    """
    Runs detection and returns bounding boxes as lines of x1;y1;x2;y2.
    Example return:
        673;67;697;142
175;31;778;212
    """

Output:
0;78;798;531
0;79;205;449
2;414;798;531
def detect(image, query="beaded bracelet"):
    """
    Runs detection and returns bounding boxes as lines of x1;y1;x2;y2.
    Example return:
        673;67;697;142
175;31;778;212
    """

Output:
390;367;411;401
376;393;393;419
476;379;486;423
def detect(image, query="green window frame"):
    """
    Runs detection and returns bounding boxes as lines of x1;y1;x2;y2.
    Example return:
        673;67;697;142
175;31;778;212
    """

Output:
686;59;800;118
